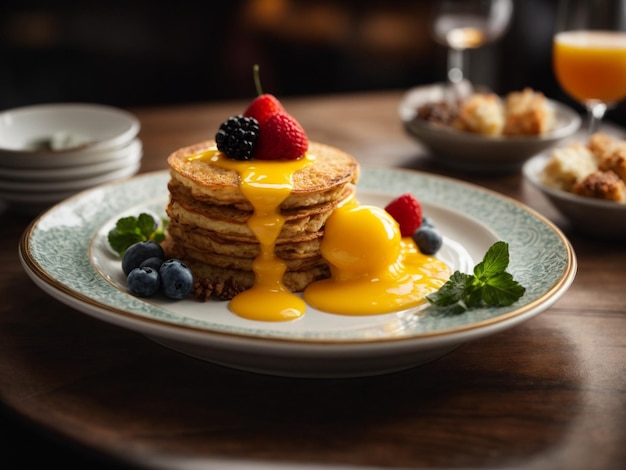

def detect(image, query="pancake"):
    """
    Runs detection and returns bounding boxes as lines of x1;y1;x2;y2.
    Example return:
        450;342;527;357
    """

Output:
165;237;327;271
166;221;322;259
163;237;331;300
167;181;355;242
164;139;360;300
167;140;360;210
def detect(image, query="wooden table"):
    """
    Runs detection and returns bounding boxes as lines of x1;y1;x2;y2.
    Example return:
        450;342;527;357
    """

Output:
1;91;625;469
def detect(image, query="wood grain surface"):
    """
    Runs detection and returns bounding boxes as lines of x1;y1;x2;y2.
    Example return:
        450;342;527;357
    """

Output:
1;91;624;470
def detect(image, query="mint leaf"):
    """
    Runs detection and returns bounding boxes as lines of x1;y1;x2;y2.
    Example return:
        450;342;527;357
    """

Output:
481;271;525;306
152;230;166;244
108;231;144;256
107;212;165;257
114;215;140;234
137;213;158;238
426;241;525;314
473;240;509;280
427;271;473;306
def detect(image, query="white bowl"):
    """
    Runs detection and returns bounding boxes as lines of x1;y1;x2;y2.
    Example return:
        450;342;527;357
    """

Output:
0;159;141;215
0;103;140;168
523;152;626;240
0;156;142;192
0;139;142;181
399;83;581;172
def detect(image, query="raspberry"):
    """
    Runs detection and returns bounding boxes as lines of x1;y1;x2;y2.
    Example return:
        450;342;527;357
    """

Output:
254;112;308;160
384;193;423;237
215;115;259;161
244;94;285;125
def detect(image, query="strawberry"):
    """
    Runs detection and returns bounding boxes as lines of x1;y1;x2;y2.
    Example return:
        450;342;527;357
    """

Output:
254;112;308;160
384;193;423;237
244;93;285;125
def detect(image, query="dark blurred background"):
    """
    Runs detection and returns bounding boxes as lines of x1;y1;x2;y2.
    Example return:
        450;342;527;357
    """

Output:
0;0;624;125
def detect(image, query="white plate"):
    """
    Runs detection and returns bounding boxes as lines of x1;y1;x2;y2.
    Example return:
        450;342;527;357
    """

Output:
0;160;140;196
0;139;142;181
0;150;141;192
0;161;141;215
399;83;581;172
19;169;576;378
0;103;140;168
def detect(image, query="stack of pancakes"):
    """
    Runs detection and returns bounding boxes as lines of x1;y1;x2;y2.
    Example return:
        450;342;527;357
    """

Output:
163;140;359;300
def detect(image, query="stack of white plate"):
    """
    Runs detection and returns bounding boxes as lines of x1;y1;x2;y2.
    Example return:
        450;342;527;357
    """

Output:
0;103;142;215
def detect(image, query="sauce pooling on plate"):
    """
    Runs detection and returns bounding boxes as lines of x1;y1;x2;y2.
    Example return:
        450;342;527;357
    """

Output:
303;197;450;315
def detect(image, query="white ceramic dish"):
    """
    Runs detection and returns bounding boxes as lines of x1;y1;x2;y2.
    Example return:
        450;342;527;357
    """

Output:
0;161;140;215
0;141;142;188
0;160;141;192
19;169;576;378
0;139;142;181
0;103;140;168
399;83;581;172
523;152;626;240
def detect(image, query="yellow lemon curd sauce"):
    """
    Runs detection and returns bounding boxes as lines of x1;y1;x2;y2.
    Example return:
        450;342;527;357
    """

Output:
189;147;312;321
188;148;450;321
304;198;450;315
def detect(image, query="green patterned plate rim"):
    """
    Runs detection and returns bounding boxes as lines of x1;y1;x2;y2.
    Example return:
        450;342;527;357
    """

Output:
19;168;576;344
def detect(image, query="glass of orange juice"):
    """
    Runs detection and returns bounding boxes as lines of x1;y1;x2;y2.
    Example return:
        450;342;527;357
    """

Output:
553;0;626;134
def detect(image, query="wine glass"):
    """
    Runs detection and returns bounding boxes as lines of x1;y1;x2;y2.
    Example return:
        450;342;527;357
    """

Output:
432;0;513;85
553;0;626;135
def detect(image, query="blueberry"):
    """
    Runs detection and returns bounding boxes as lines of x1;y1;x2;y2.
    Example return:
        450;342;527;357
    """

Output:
127;266;160;297
140;256;164;272
421;216;436;229
412;227;443;255
159;259;194;300
122;241;165;275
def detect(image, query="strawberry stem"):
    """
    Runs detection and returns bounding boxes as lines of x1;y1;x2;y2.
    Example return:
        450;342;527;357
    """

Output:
253;64;263;96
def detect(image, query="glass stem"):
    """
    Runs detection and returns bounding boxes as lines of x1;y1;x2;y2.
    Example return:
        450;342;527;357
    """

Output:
586;101;607;136
447;47;464;84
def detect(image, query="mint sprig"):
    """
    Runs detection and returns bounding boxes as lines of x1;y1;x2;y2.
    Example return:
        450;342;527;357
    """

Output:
426;241;525;314
107;212;167;257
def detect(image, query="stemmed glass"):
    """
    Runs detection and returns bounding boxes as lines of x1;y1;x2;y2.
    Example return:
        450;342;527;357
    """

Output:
432;0;513;85
553;0;626;135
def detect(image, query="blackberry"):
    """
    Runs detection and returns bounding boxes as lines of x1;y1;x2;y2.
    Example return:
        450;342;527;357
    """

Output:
215;115;260;160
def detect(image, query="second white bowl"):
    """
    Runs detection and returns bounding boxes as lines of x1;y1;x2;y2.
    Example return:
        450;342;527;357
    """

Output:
523;152;626;240
0;103;140;168
399;83;581;172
